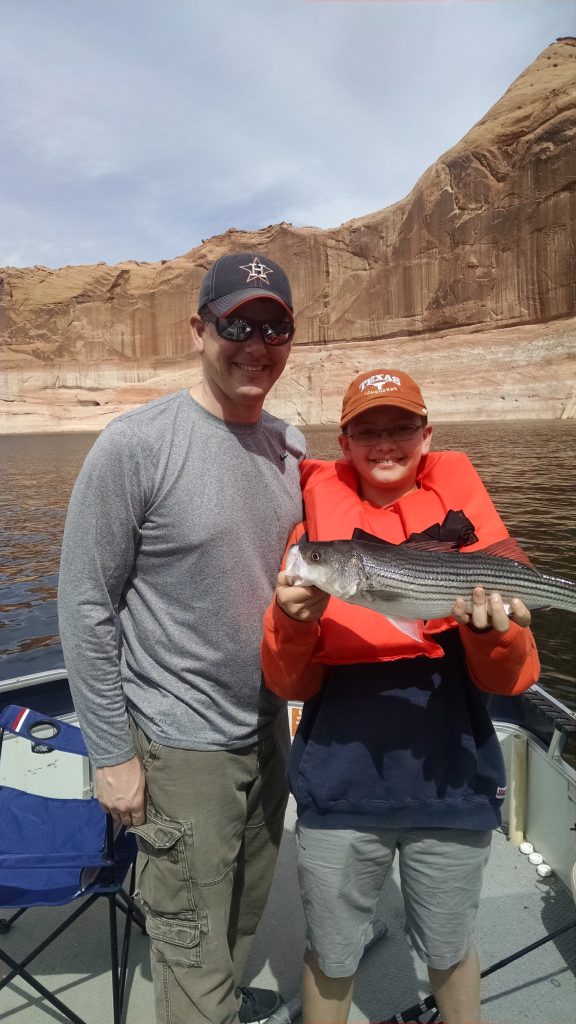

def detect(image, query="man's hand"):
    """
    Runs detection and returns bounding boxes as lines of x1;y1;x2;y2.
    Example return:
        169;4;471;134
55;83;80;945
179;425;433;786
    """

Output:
94;756;146;827
275;570;331;622
452;587;531;632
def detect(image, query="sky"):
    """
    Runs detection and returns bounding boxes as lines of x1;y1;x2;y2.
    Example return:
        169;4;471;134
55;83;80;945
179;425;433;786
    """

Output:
1;0;574;270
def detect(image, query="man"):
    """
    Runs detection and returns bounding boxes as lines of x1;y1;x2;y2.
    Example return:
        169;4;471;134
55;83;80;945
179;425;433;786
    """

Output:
58;253;306;1024
261;368;540;1024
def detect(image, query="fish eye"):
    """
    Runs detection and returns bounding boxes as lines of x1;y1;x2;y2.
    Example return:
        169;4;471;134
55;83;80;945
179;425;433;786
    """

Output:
310;550;321;562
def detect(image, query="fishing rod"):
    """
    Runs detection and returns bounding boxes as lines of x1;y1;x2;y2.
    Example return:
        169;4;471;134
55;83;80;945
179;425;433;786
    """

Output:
378;918;576;1024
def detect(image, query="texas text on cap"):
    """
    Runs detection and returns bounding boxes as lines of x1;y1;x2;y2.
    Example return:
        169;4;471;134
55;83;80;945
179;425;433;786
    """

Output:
198;252;293;317
340;369;428;428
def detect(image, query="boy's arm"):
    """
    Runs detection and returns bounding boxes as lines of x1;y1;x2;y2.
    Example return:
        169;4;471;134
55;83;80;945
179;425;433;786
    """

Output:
459;621;540;695
444;462;541;695
262;599;325;701
454;588;540;695
261;522;328;701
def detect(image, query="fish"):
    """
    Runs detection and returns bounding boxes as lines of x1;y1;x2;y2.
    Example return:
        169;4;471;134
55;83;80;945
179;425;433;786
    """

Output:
284;536;576;642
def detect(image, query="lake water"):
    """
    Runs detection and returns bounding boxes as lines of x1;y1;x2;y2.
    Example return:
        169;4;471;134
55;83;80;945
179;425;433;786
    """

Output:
0;421;574;713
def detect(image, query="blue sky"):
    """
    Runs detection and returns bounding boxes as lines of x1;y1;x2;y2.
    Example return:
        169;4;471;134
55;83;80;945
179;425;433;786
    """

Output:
1;0;574;269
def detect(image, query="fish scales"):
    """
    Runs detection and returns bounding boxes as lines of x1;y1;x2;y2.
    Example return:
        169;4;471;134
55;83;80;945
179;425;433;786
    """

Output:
357;544;576;610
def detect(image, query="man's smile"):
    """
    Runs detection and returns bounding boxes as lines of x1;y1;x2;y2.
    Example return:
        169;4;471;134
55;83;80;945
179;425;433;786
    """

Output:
233;361;268;373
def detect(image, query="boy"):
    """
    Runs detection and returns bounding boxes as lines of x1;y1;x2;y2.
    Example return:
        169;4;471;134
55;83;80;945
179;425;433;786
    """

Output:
261;368;539;1024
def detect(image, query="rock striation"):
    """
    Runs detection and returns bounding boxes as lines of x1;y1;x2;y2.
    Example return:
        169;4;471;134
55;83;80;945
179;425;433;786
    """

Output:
1;38;575;432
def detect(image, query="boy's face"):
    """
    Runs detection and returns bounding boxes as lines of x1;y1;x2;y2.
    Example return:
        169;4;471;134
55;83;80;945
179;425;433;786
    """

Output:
339;406;432;507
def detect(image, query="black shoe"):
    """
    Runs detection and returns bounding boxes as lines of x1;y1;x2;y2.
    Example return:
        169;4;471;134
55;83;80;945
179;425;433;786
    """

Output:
237;986;284;1023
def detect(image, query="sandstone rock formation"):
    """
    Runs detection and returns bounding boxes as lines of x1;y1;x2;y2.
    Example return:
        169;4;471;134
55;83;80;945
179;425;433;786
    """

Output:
1;38;575;432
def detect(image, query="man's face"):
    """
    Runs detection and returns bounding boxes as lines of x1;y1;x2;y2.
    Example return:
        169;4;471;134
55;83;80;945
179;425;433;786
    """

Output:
190;298;293;421
339;406;432;506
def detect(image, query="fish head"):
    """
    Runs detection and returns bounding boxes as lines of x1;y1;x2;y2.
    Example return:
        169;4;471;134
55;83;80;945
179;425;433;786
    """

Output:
285;541;364;600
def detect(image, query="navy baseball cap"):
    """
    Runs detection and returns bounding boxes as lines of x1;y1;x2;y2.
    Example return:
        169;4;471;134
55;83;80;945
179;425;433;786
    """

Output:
198;252;293;317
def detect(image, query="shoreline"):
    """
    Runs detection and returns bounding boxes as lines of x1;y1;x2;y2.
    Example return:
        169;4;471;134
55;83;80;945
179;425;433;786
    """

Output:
1;408;575;438
2;318;575;436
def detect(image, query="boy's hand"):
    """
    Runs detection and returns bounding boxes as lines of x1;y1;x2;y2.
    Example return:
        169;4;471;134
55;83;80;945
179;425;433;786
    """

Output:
452;587;531;632
275;570;331;622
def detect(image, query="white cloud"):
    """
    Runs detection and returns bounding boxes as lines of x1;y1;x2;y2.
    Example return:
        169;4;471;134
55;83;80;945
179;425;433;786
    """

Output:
1;0;573;268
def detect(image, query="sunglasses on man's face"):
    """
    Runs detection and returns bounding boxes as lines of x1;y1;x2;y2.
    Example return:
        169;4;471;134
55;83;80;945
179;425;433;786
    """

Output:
202;312;295;346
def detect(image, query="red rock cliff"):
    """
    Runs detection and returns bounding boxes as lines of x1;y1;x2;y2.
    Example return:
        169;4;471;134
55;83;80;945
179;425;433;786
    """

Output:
1;38;575;431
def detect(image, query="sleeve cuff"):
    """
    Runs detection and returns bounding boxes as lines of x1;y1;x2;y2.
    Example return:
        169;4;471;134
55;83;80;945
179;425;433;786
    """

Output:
271;597;321;641
459;621;518;650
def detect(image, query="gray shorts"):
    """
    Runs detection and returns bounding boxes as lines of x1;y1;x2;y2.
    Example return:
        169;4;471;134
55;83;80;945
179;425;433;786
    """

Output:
296;824;492;976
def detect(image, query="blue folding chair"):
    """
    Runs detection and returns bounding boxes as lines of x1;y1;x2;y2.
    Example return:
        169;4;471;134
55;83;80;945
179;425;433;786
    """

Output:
0;704;146;1024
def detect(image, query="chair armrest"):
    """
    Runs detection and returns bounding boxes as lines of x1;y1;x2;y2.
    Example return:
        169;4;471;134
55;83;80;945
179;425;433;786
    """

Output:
0;705;88;757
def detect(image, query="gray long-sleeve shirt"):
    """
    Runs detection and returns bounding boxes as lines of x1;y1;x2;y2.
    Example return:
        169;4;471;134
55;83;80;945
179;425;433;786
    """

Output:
57;390;305;767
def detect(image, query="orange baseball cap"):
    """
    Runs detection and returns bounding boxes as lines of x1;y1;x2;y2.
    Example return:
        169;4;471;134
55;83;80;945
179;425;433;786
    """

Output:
340;368;428;428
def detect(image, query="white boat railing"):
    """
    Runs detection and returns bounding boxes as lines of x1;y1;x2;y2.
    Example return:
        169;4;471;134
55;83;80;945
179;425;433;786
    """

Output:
0;668;69;694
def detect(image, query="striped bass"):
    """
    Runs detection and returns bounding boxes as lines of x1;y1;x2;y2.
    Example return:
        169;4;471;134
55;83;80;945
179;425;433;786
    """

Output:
285;538;576;636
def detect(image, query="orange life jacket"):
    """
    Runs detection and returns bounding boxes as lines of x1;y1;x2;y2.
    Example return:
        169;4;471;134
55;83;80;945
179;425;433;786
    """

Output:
300;452;511;664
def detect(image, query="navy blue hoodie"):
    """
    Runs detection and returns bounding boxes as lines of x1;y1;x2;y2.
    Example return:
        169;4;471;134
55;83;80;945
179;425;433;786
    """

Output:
289;629;506;831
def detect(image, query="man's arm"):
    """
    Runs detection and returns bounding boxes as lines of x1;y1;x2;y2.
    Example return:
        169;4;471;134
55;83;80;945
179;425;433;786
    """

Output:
58;421;149;818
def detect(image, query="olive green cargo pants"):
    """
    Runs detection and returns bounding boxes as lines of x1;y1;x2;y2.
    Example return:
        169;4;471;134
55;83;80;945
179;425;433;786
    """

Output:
130;715;290;1024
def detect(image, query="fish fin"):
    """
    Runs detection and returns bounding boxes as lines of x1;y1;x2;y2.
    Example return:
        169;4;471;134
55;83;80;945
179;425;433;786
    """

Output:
352;528;535;566
400;539;461;553
352;528;394;545
352;528;457;553
404;535;537;564
386;615;426;643
407;510;478;548
476;538;536;568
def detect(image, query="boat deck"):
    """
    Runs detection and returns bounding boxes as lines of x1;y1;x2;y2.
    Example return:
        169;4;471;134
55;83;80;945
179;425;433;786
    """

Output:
1;796;574;1024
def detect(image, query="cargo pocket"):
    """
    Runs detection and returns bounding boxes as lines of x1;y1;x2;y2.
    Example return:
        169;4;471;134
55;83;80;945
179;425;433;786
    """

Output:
130;811;195;911
146;909;208;968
